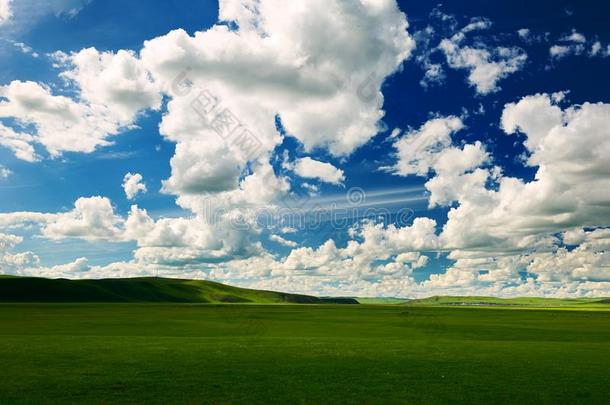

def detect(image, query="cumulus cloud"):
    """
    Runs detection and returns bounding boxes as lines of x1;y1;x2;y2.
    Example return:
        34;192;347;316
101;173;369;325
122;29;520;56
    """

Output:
49;257;91;273
0;81;125;158
0;120;40;162
0;48;161;161
440;33;527;94
388;115;491;208
41;197;124;241
378;92;610;290
277;218;438;278
560;29;586;44
292;157;345;185
390;116;464;176
0;197;124;241
414;13;527;94
547;29;610;61
0;233;21;250
440;94;610;255
269;234;298;248
142;0;413;158
161;141;242;195
0;232;39;273
0;0;416;272
4;1;609;298
57;48;162;122
43;0;413;268
550;44;584;60
123;173;147;200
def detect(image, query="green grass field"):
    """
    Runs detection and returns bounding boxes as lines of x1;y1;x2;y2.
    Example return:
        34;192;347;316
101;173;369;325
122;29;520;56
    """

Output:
1;303;609;404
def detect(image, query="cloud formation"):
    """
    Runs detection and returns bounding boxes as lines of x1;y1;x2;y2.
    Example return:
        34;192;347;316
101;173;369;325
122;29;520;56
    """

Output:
293;157;345;186
1;1;609;299
123;173;147;200
0;0;12;24
439;27;527;94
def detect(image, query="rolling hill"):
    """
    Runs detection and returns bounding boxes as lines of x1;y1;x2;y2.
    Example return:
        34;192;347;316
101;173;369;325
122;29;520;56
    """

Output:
405;295;610;308
0;276;358;304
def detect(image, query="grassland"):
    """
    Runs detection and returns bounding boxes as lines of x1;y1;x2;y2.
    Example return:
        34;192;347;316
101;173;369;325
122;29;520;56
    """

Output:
1;303;609;404
406;295;610;308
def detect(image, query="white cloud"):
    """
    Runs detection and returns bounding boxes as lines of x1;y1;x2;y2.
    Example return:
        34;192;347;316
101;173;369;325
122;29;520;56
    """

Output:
0;121;40;162
12;42;39;58
0;81;123;158
0;233;21;250
546;29;609;61
0;0;90;33
41;196;124;241
277;218;438;278
517;28;530;39
0;232;40;273
0;165;11;179
550;44;584;60
48;257;91;274
424;142;490;208
0;0;11;24
590;41;602;57
122;173;147;200
439;94;610;254
440;38;527;94
292;157;345;185
561;29;586;44
0;48;160;161
431;19;527;95
4;1;609;298
0;212;55;229
58;48;162;122
269;234;297;248
141;0;414;157
161;141;242;195
2;0;416;281
390;116;464;176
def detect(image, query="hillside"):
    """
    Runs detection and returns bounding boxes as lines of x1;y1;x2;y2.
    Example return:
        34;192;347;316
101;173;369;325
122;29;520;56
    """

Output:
355;297;410;305
0;276;358;304
406;295;609;308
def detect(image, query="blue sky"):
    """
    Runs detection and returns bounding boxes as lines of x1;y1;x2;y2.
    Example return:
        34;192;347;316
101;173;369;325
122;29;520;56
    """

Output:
1;0;609;297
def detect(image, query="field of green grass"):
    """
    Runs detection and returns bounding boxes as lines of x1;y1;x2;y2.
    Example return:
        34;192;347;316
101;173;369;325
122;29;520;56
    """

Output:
1;303;609;404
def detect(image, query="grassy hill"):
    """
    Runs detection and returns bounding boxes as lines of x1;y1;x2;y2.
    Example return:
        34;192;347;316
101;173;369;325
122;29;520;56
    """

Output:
355;297;410;305
406;295;610;308
0;276;358;304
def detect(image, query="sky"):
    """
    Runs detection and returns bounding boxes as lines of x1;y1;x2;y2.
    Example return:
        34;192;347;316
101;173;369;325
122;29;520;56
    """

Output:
0;0;609;298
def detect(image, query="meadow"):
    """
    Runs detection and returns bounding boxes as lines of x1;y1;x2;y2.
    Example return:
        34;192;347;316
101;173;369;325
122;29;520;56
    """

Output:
0;303;609;404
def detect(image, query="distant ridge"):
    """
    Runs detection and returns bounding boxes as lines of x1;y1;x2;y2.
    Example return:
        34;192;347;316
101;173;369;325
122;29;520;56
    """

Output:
406;295;610;307
0;276;358;304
